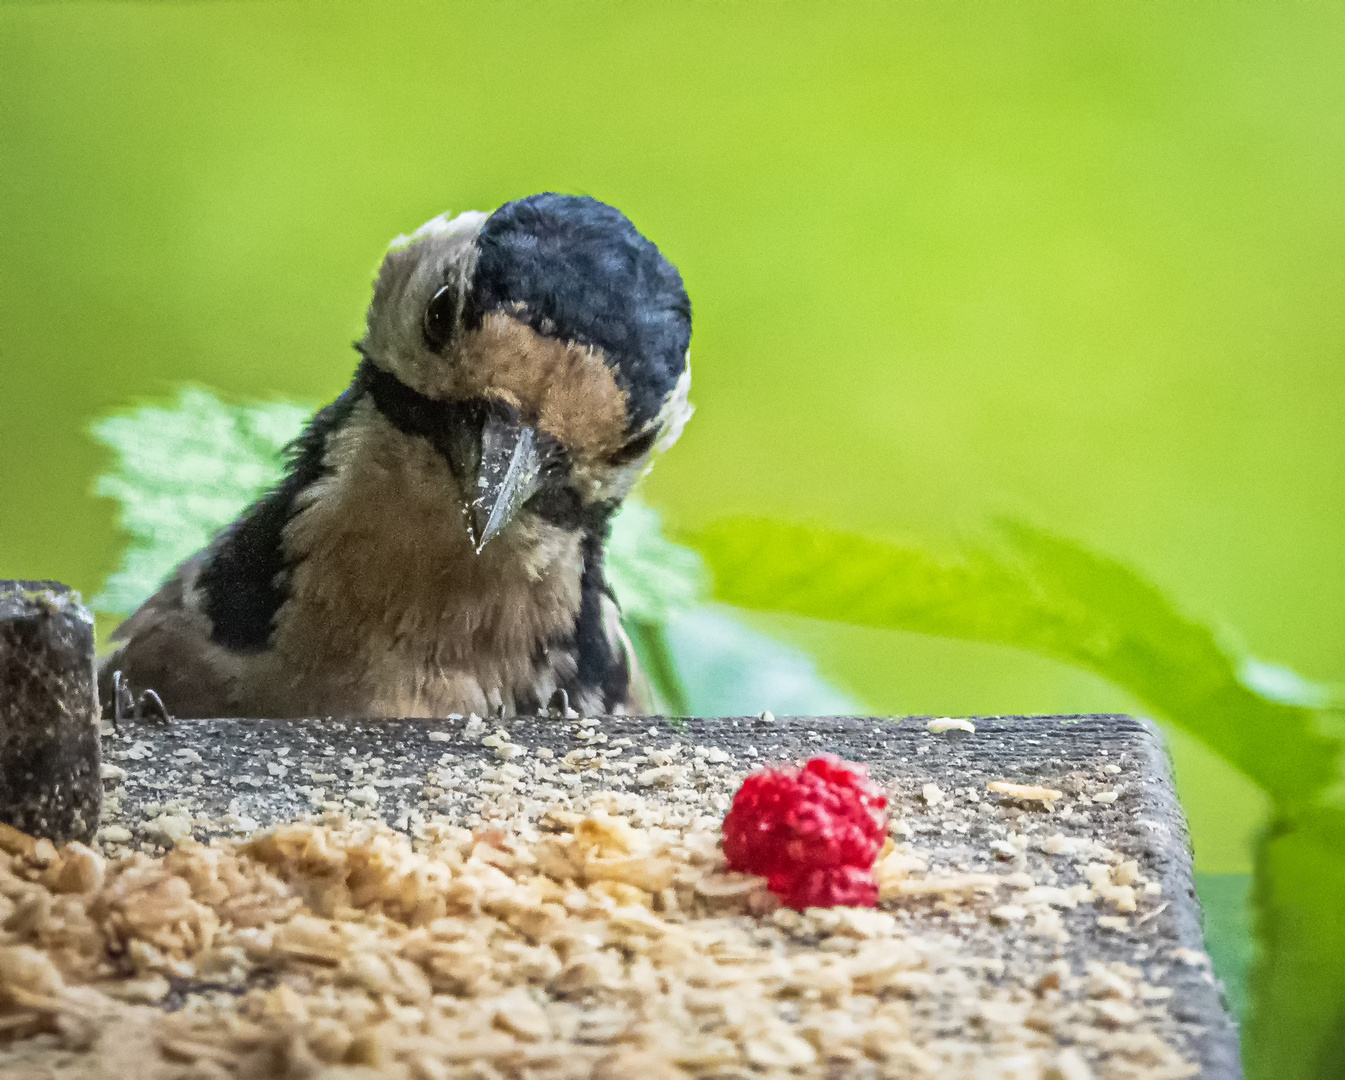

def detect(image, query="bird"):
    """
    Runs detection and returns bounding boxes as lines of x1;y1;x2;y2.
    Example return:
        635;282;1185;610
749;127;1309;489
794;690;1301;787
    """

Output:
98;193;693;721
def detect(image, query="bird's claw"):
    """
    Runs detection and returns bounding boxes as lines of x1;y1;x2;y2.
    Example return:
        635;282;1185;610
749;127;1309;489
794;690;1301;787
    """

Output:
111;670;132;730
137;689;172;725
110;670;173;726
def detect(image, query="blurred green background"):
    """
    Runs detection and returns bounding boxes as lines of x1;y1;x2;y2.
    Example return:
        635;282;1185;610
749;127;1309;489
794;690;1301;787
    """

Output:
3;0;1343;892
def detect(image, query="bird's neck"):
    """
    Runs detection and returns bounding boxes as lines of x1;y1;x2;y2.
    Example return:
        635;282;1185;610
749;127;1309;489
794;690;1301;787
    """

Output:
283;397;597;651
198;382;628;717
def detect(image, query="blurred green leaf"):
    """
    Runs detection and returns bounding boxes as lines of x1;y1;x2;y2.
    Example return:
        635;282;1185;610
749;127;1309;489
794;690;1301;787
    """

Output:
662;605;863;718
686;517;1340;804
90;389;306;614
1195;872;1253;1024
609;504;860;717
685;516;1345;1078
1238;657;1343;712
1248;808;1345;1080
607;498;709;624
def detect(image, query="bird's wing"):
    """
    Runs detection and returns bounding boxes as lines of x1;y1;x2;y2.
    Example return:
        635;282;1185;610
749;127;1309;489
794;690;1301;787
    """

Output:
97;553;242;718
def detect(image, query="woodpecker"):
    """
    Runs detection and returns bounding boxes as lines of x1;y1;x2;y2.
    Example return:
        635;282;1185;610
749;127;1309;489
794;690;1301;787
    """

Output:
98;194;692;719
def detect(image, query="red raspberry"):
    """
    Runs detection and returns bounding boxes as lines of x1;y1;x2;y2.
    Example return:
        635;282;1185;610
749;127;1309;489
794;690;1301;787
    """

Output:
722;755;887;910
769;865;880;911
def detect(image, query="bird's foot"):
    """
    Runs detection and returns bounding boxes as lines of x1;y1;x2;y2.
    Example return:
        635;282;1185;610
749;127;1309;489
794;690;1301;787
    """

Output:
110;670;173;727
136;688;172;725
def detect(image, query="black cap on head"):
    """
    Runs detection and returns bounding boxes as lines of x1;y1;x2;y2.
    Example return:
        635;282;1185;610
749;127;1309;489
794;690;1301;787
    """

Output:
466;194;691;429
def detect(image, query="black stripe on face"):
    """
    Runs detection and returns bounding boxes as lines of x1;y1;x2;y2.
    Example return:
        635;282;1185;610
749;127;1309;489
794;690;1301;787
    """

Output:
362;356;613;532
362;356;481;463
607;427;659;466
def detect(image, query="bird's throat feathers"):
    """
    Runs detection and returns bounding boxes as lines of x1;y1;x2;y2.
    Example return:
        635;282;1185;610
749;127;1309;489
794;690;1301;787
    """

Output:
196;390;623;717
286;396;596;640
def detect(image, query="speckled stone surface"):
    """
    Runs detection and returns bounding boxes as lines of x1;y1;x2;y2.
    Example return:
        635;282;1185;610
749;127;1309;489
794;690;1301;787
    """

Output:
0;580;101;843
91;711;1242;1077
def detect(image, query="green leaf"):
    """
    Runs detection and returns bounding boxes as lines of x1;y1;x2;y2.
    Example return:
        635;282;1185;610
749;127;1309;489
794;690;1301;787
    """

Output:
1195;872;1254;1025
685;516;1345;1078
687;517;1340;805
606;498;709;623
90;388;306;613
661;605;864;718
1238;656;1343;712
1248;806;1345;1080
607;503;857;716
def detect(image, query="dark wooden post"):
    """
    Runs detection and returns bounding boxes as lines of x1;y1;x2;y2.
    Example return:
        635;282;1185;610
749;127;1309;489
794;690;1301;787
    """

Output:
0;581;102;843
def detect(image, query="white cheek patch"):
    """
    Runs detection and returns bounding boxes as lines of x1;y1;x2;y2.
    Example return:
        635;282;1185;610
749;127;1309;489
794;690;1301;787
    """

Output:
364;210;488;390
653;354;694;455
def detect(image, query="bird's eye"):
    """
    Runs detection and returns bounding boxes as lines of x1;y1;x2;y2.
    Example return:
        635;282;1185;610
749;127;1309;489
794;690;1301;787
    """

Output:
423;285;457;352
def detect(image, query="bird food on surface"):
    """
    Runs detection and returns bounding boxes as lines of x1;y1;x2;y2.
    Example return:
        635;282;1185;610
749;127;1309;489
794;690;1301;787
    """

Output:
926;718;976;734
987;781;1066;806
0;721;1200;1080
721;755;887;910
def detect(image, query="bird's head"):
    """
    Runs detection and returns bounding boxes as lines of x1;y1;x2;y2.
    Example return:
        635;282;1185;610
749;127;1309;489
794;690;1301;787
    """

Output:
357;194;692;552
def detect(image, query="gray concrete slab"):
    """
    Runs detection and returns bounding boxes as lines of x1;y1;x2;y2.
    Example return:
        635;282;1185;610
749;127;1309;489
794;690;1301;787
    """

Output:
92;711;1242;1077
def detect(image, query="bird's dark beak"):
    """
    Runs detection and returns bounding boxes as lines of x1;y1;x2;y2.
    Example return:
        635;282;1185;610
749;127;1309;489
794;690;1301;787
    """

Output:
446;402;543;553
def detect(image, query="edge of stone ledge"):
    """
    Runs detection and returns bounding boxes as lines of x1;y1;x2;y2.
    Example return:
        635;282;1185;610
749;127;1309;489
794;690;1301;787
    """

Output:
101;711;1242;1076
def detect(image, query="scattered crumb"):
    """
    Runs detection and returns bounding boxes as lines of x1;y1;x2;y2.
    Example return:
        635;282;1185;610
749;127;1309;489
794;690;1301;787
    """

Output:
927;717;976;734
988;781;1065;805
